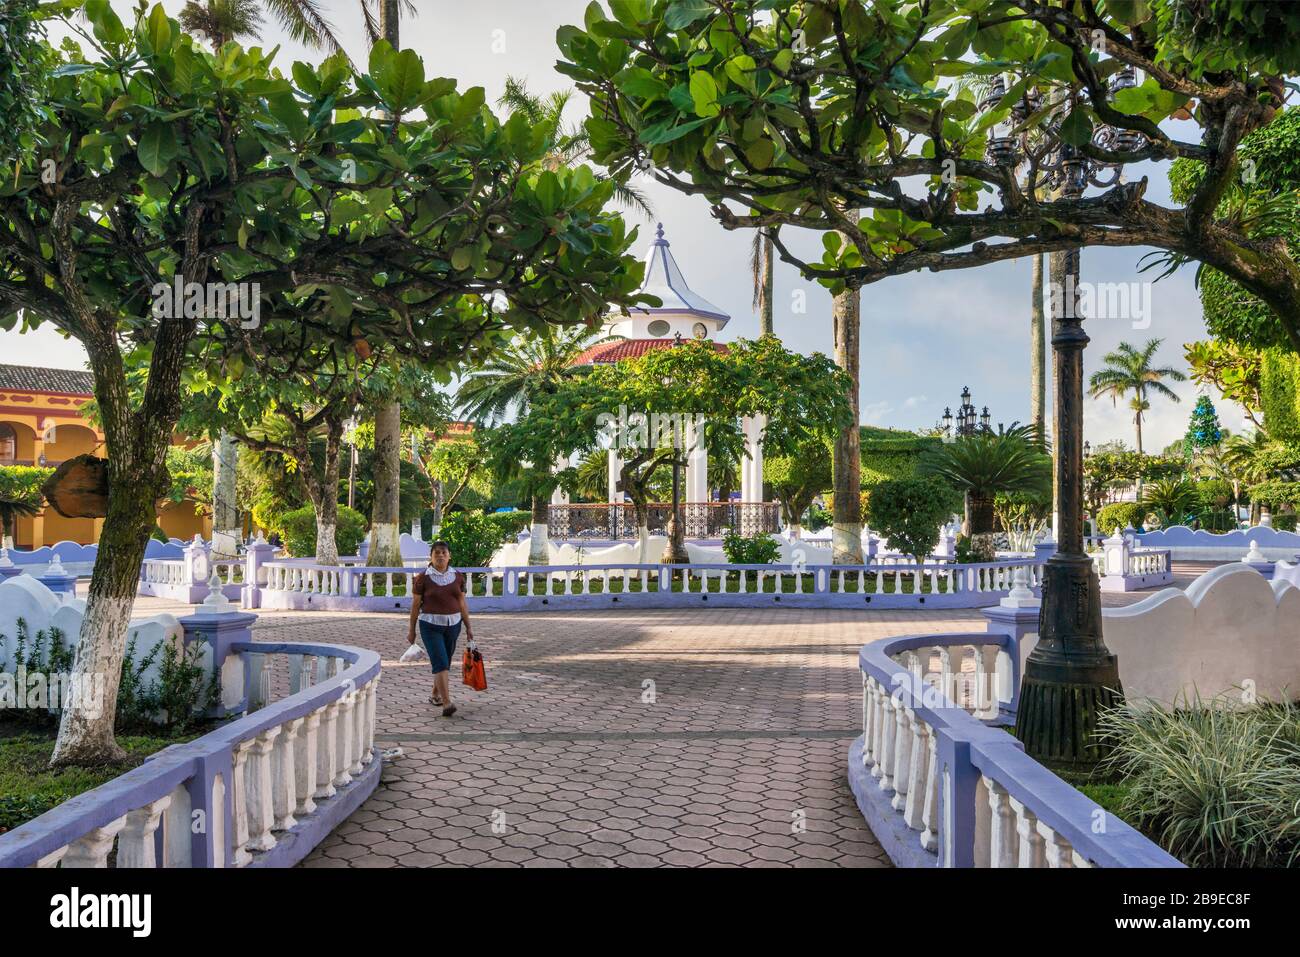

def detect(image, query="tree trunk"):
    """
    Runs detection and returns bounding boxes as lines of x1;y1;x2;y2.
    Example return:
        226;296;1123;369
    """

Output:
1030;254;1046;436
366;400;403;566
211;430;239;555
968;492;997;562
51;323;185;767
633;498;651;564
758;234;775;336
298;418;344;566
831;220;863;564
528;493;549;564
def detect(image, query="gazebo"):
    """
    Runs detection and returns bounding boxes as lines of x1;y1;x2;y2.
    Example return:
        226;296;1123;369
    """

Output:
550;224;776;539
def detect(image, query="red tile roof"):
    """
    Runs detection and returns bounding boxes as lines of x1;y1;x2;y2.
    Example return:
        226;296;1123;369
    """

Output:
570;338;728;366
0;364;94;396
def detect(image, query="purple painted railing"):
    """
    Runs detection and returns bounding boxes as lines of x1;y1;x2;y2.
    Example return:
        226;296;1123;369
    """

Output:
849;631;1182;868
0;634;381;869
249;557;1046;613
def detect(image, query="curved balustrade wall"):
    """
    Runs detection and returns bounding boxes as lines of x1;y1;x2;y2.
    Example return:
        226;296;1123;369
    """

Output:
248;557;1046;613
0;634;381;869
849;631;1182;868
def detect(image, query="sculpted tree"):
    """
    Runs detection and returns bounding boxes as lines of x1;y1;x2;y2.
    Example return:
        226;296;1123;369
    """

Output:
0;4;646;765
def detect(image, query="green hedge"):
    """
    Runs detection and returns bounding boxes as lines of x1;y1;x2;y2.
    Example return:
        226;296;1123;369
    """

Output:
481;510;531;541
865;477;952;560
1096;502;1146;535
278;505;367;558
859;427;944;487
1273;513;1298;533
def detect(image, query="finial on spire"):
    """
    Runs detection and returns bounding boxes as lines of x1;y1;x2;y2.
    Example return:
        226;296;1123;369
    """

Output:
655;222;665;241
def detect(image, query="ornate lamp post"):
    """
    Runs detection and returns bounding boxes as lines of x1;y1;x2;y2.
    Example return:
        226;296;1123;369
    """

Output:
978;67;1140;770
941;387;993;439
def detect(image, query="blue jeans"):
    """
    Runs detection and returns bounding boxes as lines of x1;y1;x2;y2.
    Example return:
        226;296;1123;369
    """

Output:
419;619;461;675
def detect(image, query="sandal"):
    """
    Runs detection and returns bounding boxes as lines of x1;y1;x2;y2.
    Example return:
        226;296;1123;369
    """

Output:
429;693;442;707
441;704;457;718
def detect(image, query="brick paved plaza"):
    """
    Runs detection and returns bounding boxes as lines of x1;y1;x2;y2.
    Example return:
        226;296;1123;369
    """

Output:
134;563;1212;869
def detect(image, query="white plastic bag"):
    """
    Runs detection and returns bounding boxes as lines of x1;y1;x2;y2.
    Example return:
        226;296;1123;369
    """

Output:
400;640;426;662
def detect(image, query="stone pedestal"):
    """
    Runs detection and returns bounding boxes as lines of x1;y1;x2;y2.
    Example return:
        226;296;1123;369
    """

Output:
37;556;76;600
179;605;259;718
241;535;275;609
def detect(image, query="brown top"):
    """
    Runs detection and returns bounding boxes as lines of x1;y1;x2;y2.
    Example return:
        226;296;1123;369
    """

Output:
412;570;466;615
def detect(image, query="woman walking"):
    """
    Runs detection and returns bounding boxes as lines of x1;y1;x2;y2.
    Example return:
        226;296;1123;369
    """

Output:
407;540;475;717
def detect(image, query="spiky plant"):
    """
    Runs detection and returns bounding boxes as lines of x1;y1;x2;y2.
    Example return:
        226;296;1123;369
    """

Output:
919;423;1050;561
1140;477;1200;528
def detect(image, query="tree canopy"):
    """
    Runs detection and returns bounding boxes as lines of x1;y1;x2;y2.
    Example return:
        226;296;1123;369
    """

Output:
558;0;1300;337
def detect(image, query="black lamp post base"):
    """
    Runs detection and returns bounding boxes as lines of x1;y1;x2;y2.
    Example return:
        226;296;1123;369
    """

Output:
1015;659;1124;773
1015;555;1124;773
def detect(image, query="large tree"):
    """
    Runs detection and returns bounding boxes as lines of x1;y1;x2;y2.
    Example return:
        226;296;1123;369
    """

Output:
0;4;646;765
494;336;852;562
558;0;1300;331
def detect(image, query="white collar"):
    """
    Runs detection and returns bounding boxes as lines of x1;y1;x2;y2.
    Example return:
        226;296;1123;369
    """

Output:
424;565;457;585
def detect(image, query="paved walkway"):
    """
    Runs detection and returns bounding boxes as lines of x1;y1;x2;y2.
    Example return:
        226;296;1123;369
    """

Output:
132;561;1216;868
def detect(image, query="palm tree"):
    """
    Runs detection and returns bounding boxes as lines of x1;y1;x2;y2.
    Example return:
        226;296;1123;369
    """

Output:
919;424;1052;562
1088;339;1187;455
1222;430;1278;523
179;0;344;52
497;77;653;219
1140;477;1199;529
751;230;775;336
458;326;614;563
0;496;40;551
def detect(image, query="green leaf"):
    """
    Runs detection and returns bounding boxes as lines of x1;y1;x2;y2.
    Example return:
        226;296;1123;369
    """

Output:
137;122;177;177
146;4;172;55
664;0;714;30
1058;108;1094;147
689;70;719;118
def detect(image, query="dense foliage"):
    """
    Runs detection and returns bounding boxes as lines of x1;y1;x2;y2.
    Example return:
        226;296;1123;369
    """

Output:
721;530;780;565
277;504;367;559
865;477;953;562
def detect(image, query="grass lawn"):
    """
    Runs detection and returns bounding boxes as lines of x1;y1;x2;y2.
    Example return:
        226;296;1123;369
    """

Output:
0;723;188;835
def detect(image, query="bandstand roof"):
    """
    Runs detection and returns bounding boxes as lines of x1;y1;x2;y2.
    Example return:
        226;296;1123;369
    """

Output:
570;338;728;367
634;223;729;324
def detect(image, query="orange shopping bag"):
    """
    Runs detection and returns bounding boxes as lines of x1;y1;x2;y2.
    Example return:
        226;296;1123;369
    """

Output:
462;641;487;691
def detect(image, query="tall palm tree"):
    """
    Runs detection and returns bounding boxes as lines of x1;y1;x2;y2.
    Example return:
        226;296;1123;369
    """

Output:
751;230;775;336
497;77;653;219
1088;339;1187;455
179;0;343;52
920;424;1052;562
1030;253;1046;435
458;326;615;563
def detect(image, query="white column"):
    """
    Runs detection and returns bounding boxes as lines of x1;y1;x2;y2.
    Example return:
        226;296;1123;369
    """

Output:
740;414;766;502
684;419;708;504
607;447;624;503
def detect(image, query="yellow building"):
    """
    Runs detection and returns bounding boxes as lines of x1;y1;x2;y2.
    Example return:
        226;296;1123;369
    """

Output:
0;364;210;548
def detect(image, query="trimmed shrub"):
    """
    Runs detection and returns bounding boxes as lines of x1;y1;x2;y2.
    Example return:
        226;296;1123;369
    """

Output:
1096;501;1145;535
859;426;944;487
866;477;952;561
1274;512;1298;532
278;505;367;558
1194;478;1234;511
440;511;511;568
721;530;781;565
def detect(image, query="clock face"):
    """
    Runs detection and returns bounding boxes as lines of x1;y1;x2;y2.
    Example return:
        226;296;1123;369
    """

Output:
692;323;708;339
193;553;209;581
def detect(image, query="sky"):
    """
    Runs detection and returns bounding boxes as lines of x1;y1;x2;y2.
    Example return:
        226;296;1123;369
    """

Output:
14;0;1249;452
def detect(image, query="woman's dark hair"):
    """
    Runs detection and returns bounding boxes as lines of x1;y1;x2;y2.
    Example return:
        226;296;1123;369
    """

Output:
430;540;451;552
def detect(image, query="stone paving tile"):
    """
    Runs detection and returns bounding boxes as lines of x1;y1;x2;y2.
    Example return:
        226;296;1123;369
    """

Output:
132;563;1212;869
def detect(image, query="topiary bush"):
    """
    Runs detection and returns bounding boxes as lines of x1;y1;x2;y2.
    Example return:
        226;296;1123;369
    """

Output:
480;510;531;542
866;477;952;561
1273;512;1298;533
1096;501;1146;535
721;530;781;565
278;505;367;558
439;511;512;568
1196;509;1237;532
